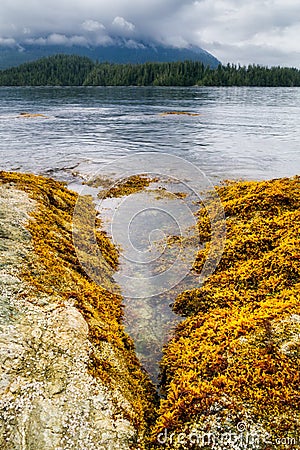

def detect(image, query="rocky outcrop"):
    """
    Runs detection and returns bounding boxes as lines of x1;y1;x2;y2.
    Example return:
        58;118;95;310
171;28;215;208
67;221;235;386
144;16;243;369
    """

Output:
1;172;299;450
0;174;155;450
153;176;300;449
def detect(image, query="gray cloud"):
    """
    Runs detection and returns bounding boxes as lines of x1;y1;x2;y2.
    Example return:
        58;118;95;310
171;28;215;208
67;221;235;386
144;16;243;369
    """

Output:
112;17;135;33
0;0;300;66
0;37;16;46
82;20;105;32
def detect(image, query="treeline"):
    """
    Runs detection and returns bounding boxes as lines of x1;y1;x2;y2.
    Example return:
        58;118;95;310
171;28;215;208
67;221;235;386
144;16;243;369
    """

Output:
84;61;300;87
1;54;300;87
84;60;208;86
0;55;94;86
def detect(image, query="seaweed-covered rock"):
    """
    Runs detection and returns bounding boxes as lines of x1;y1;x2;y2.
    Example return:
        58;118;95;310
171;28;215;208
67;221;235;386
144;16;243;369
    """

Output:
153;176;300;449
2;172;299;450
0;173;156;450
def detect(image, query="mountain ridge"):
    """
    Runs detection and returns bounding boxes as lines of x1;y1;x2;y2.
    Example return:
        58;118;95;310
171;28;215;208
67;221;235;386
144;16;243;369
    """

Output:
0;42;220;70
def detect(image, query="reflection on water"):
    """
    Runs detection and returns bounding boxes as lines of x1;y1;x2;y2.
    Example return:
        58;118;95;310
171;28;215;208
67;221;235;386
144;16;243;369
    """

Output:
1;86;300;182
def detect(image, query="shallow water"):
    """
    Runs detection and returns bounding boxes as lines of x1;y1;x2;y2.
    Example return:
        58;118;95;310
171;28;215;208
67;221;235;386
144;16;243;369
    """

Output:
1;86;300;381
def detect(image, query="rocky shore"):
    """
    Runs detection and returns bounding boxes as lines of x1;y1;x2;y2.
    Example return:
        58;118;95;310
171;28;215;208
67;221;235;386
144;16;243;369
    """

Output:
0;171;299;450
154;176;300;449
0;172;156;450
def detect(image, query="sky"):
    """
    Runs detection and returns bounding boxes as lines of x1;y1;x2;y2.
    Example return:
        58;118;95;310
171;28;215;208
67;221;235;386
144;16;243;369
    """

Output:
1;0;300;67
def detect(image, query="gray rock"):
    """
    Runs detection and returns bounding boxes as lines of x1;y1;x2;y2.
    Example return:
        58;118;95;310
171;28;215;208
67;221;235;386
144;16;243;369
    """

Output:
0;184;137;450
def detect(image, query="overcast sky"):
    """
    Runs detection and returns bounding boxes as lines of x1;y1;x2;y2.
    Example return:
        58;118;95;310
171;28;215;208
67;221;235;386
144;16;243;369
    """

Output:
1;0;300;67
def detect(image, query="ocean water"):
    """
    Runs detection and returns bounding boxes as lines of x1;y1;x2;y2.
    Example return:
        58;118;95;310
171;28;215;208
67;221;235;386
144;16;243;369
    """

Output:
1;86;299;381
1;86;299;181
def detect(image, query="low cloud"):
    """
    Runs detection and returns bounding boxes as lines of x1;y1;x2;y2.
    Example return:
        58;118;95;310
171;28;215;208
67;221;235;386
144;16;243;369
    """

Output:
25;34;89;47
124;39;146;49
0;0;300;66
82;20;105;32
112;16;135;33
0;37;16;47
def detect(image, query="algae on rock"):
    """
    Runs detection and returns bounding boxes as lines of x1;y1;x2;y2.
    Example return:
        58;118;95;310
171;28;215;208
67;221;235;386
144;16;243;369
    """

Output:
153;176;300;449
2;170;299;450
0;172;156;450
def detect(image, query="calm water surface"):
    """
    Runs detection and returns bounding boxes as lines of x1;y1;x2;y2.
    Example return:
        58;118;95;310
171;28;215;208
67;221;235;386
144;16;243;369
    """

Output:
1;86;299;381
0;86;299;181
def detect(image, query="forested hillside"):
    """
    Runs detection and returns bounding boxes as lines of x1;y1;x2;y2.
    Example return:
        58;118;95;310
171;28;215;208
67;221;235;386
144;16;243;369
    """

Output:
1;54;300;87
0;55;94;86
84;61;300;86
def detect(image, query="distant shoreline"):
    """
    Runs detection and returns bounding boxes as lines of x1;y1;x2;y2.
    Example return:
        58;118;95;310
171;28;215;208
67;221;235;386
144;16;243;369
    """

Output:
1;54;300;87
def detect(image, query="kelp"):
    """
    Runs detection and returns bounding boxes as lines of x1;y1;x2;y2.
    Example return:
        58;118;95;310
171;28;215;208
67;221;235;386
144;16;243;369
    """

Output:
153;176;300;448
0;171;157;442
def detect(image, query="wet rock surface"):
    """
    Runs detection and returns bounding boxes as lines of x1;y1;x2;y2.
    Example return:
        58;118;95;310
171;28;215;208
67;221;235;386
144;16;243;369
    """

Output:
2;173;299;450
0;183;142;450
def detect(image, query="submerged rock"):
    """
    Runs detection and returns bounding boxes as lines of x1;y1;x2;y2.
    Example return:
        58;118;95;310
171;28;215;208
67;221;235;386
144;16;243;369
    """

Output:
18;112;48;119
159;111;200;117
